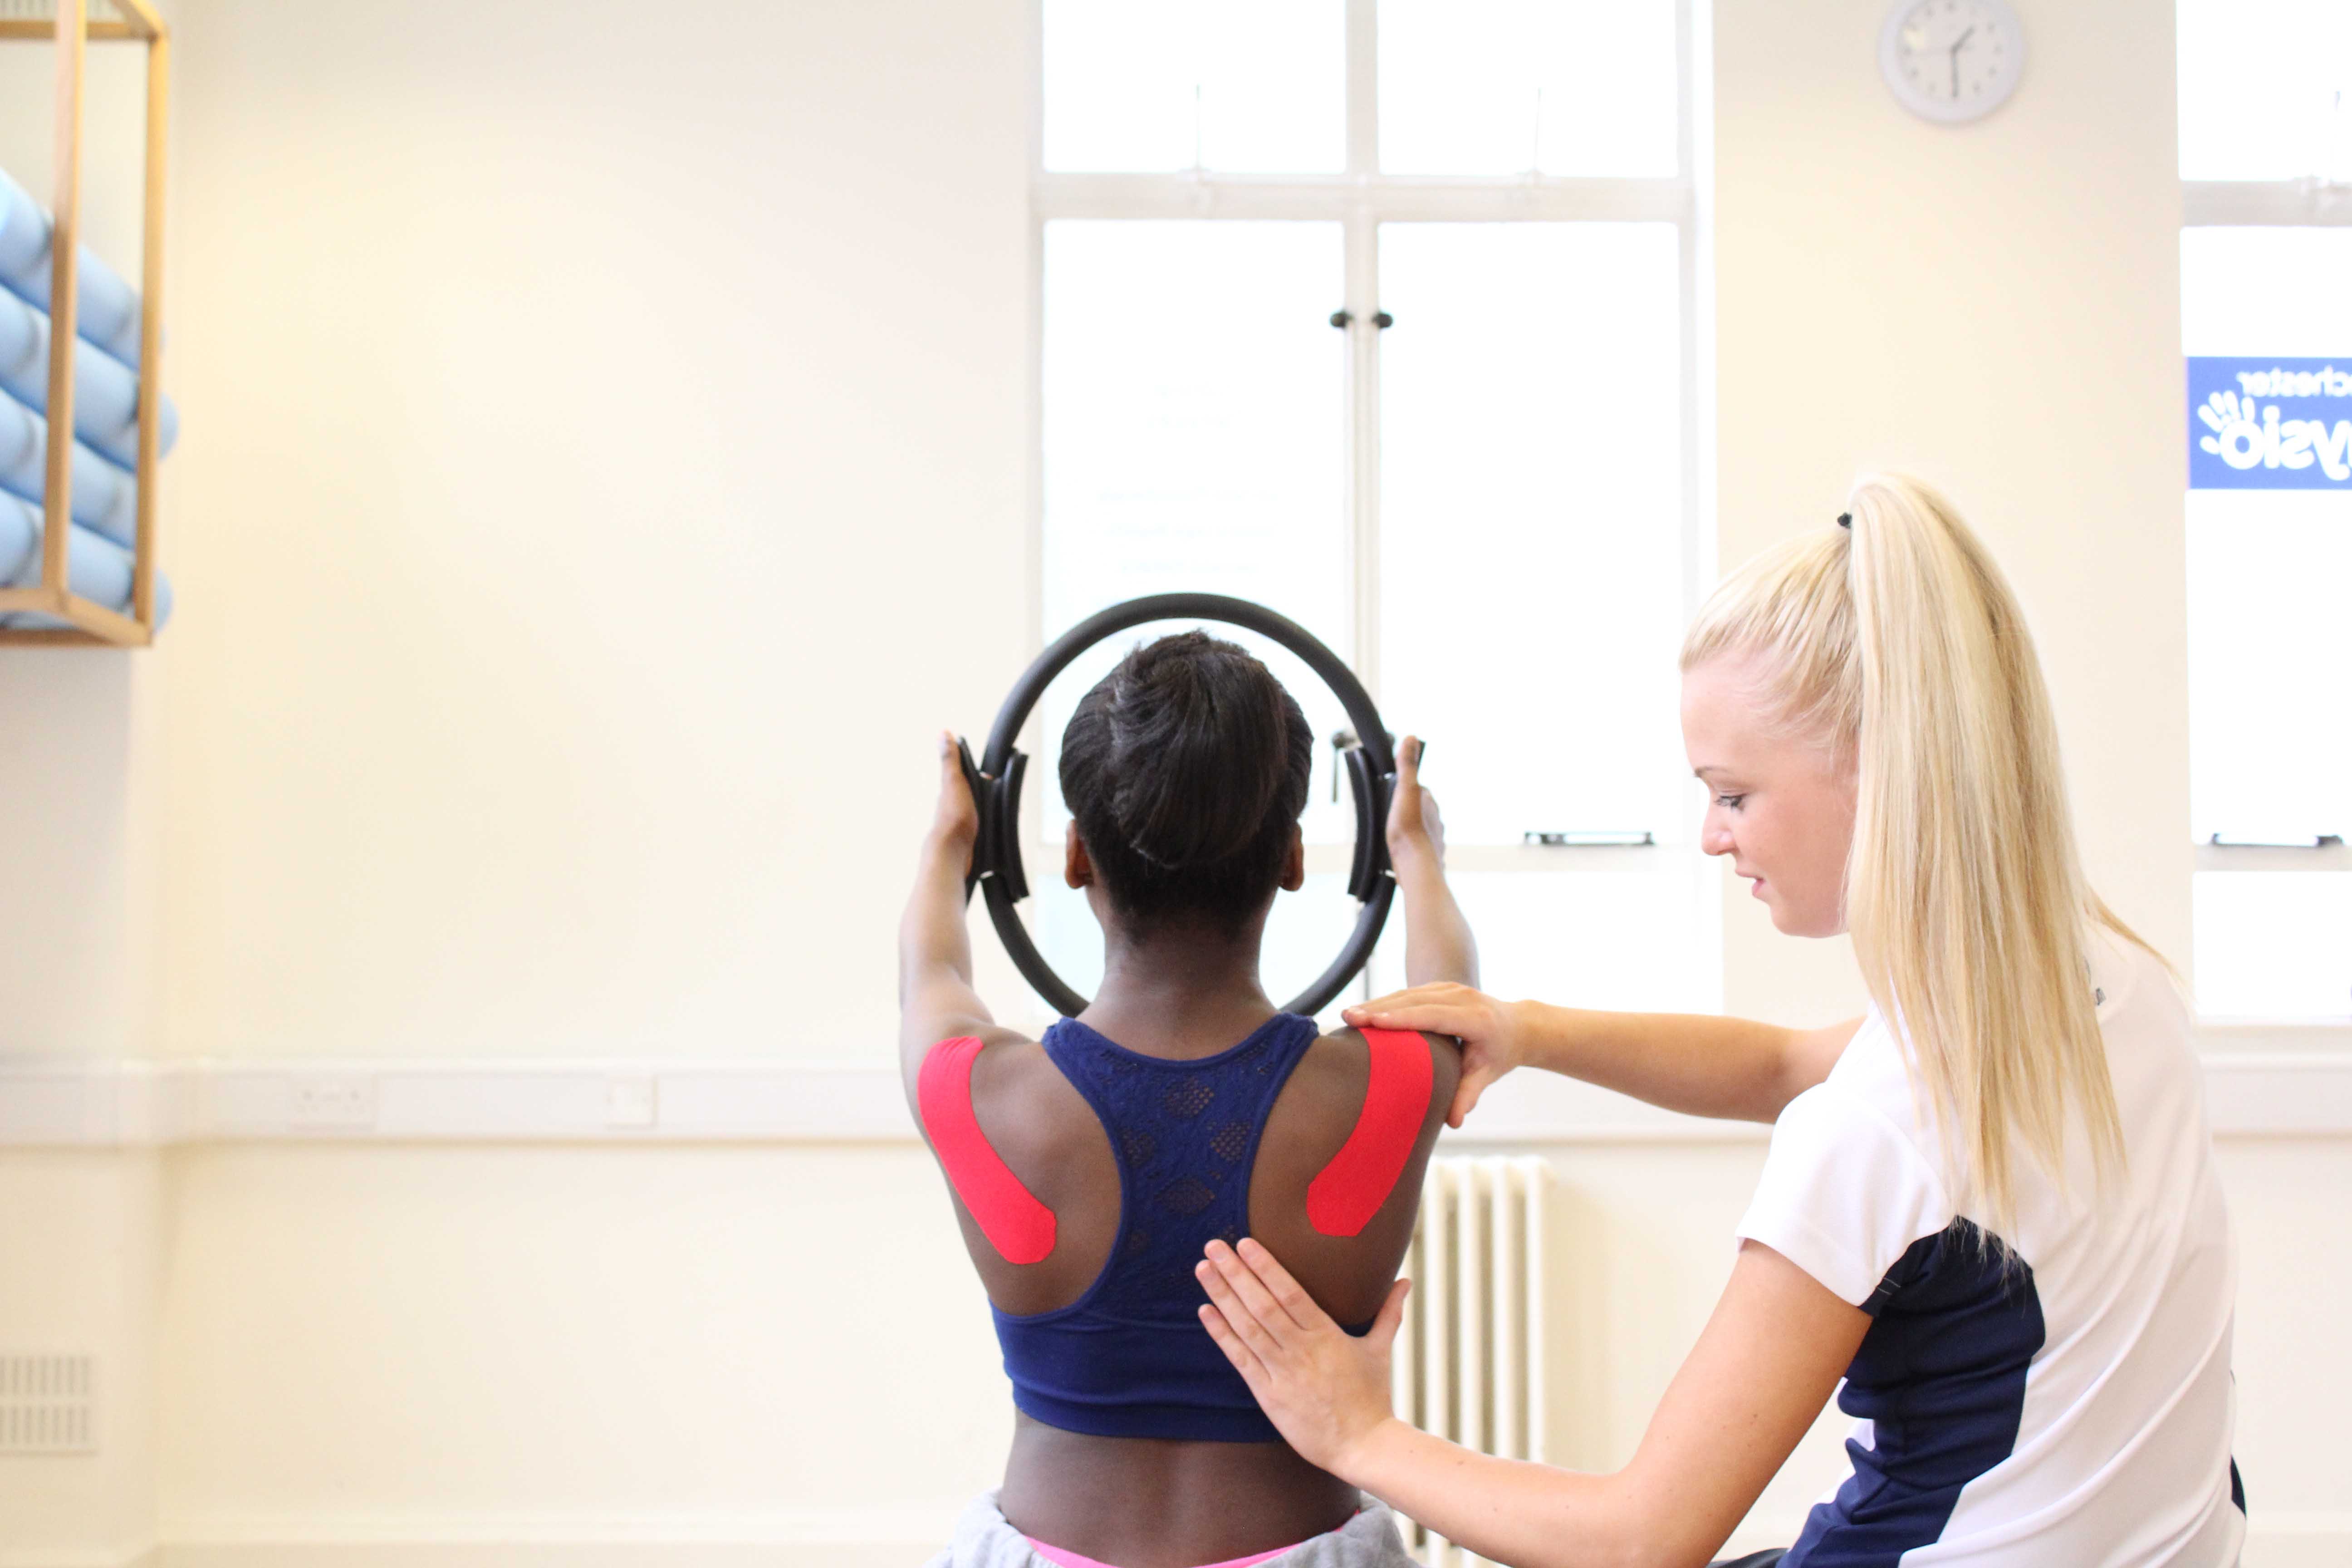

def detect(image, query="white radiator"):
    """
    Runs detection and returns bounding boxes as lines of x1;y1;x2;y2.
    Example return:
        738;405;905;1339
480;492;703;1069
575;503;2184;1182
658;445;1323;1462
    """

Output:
1390;1156;1552;1568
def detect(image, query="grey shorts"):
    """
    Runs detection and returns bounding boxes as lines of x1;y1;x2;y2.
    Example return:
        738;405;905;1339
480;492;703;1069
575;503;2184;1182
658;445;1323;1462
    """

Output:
927;1491;1421;1568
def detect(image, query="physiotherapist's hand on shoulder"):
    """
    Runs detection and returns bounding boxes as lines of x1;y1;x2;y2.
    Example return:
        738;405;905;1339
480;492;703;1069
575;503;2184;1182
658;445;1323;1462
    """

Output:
1195;1239;1411;1478
1345;981;1529;1127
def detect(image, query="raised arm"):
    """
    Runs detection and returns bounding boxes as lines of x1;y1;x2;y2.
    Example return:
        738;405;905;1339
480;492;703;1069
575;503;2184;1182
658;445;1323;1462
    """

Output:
897;733;1024;1100
1386;736;1478;989
1345;986;1860;1127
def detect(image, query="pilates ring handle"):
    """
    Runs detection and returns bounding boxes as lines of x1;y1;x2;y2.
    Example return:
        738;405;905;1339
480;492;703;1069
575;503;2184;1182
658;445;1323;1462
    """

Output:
958;593;1398;1020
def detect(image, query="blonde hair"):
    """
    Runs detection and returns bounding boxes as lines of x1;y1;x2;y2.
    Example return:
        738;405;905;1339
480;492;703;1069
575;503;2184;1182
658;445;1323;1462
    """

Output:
1683;473;2151;1233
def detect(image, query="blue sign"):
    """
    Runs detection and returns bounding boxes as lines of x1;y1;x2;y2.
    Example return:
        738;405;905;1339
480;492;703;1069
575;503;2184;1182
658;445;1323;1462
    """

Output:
2188;357;2352;490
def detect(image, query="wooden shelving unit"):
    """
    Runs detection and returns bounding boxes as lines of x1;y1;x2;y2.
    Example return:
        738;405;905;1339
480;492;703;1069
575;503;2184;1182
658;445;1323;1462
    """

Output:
0;0;168;647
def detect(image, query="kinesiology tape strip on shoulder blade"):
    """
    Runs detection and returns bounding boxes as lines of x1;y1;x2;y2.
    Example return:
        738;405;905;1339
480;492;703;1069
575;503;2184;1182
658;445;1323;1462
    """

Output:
1306;1027;1434;1238
917;1036;1057;1265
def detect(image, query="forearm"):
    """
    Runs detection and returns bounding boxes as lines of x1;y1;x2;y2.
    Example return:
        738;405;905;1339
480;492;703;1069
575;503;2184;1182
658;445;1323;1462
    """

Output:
1511;1004;1807;1123
897;835;975;995
897;830;994;1056
1392;841;1478;988
1343;1423;1666;1568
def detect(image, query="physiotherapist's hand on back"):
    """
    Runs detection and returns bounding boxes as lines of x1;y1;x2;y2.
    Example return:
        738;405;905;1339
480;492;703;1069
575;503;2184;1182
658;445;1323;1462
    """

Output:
1195;1238;1410;1480
1344;982;1529;1128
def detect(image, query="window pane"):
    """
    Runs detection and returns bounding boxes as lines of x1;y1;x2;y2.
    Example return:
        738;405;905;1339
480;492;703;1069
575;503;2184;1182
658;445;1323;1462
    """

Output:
2180;225;2352;1020
1034;871;1368;1030
1365;858;1715;1014
2186;494;2352;843
2177;0;2352;181
2180;229;2352;844
1044;0;1345;173
2182;228;2352;352
2194;872;2352;1018
1379;0;1678;176
1030;220;1360;1016
1377;223;1686;846
1041;220;1350;836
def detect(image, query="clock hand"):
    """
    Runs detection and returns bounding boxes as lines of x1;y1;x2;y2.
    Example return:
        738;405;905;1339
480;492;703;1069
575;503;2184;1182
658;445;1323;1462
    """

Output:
1948;25;1975;96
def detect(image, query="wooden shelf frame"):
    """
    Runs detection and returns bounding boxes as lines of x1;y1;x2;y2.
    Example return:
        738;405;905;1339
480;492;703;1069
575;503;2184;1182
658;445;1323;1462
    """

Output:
0;0;169;647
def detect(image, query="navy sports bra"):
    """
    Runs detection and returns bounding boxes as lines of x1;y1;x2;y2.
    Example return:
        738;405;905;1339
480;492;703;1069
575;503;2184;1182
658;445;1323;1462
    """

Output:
996;1012;1334;1443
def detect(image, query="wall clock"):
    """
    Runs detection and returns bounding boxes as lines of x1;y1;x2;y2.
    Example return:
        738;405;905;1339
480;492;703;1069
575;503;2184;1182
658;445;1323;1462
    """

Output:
1879;0;2025;124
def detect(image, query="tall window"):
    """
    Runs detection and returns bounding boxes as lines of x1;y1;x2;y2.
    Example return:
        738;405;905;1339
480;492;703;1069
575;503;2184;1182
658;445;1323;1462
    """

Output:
2178;0;2352;1021
1025;1;1712;1025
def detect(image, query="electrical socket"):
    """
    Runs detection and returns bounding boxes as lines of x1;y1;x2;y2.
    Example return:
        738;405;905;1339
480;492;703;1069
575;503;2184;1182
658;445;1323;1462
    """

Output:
289;1076;377;1129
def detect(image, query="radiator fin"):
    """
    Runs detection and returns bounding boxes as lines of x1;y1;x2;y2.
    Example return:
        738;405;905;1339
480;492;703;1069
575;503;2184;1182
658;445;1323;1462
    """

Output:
1391;1158;1551;1568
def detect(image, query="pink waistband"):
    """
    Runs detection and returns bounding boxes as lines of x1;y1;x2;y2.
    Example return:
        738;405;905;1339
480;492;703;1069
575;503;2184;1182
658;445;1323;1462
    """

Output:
1024;1536;1300;1568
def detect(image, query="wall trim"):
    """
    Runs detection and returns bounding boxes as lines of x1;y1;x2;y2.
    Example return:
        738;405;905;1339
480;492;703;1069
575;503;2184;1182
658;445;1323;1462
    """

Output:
3;1035;2348;1149
0;1513;2335;1568
0;1545;157;1568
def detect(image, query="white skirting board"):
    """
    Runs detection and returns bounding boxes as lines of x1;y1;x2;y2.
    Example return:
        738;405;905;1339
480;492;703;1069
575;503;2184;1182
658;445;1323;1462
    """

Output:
0;1034;2348;1148
5;1515;2347;1568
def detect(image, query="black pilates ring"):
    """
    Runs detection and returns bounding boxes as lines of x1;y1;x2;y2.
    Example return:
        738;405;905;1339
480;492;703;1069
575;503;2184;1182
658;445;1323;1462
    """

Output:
958;593;1398;1020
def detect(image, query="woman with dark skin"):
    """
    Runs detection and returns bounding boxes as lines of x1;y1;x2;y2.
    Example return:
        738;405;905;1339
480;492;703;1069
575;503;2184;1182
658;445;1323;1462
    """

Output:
900;632;1474;1568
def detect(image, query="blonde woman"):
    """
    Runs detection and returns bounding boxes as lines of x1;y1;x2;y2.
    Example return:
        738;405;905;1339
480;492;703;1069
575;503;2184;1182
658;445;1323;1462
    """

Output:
1191;475;2242;1568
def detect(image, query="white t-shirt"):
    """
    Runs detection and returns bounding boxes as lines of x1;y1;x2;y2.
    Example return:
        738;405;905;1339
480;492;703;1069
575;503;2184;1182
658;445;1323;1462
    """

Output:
1739;928;2242;1568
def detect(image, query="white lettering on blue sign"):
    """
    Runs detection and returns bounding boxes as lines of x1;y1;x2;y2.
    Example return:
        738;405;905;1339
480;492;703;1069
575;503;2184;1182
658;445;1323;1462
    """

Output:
2188;358;2352;489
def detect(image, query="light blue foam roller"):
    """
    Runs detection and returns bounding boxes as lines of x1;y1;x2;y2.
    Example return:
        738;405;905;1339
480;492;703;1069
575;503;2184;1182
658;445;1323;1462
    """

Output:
0;387;139;548
0;284;176;471
0;166;147;369
0;488;172;629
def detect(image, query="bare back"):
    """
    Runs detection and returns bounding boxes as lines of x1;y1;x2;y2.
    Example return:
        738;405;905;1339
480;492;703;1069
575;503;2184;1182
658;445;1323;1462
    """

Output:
921;1015;1458;1568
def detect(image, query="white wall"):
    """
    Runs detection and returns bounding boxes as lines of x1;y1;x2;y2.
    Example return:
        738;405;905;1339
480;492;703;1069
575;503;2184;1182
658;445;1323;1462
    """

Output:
0;1152;162;1567
1713;0;2192;1024
0;40;172;1566
0;0;2345;1565
157;0;1034;1062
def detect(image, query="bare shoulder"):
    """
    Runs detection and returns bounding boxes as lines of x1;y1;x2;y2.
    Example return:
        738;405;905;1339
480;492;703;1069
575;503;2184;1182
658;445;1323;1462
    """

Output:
958;1036;1107;1176
918;1031;1121;1317
1249;1027;1459;1325
1276;1025;1461;1120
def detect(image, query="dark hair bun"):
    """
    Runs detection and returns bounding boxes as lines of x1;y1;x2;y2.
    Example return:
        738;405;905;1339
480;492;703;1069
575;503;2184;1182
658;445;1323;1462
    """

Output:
1059;631;1313;934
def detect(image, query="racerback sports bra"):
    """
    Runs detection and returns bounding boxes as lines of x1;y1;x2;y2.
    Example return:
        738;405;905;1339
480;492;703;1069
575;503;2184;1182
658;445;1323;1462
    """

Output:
919;1012;1432;1443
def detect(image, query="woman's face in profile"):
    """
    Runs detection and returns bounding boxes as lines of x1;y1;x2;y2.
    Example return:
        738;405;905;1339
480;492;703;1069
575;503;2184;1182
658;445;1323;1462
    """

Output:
1680;653;1857;938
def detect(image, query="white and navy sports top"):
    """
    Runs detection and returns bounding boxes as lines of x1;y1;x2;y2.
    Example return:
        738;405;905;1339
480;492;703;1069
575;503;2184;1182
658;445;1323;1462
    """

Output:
1740;928;2242;1567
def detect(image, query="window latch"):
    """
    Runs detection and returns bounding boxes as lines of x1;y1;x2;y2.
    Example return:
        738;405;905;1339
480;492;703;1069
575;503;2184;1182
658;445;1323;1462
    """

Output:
1328;310;1394;330
1524;831;1656;848
2205;833;2344;848
1329;729;1410;802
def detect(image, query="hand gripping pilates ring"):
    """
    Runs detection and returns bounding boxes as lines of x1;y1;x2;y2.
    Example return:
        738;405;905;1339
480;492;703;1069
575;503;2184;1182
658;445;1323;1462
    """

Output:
959;593;1397;1020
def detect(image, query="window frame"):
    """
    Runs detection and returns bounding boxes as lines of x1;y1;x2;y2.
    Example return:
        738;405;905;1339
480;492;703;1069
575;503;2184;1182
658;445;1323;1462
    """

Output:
1022;0;1719;1013
2181;124;2352;1023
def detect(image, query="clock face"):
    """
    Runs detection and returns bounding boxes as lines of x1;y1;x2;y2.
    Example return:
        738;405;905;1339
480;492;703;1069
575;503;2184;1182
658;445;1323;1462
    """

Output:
1879;0;2025;123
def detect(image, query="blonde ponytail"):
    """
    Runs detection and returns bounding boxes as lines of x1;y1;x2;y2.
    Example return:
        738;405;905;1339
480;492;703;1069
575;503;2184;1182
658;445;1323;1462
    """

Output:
1684;474;2148;1235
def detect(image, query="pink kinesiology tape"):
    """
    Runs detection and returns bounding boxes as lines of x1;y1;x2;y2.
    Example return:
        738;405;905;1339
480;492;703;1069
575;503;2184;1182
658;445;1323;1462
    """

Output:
1306;1027;1433;1237
919;1036;1057;1265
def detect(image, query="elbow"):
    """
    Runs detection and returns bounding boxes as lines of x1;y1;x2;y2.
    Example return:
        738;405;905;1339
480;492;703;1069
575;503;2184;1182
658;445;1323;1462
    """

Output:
1571;1479;1727;1568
